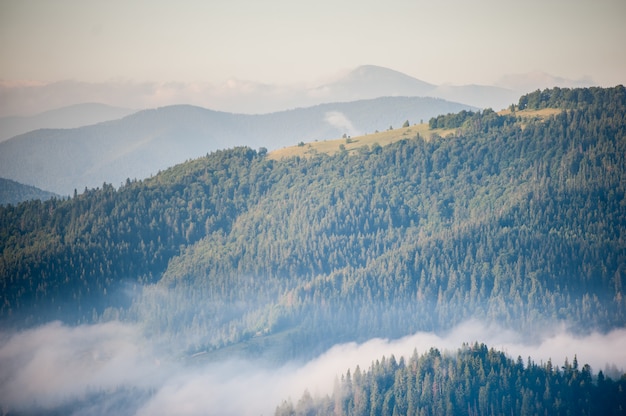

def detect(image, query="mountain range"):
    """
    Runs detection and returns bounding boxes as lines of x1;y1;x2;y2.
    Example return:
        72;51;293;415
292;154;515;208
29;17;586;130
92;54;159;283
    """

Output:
309;65;521;110
0;65;598;198
1;65;594;119
0;96;475;195
0;103;136;143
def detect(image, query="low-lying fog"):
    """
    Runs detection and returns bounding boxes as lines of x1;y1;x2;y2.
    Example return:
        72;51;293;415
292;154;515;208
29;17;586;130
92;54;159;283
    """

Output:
1;319;625;416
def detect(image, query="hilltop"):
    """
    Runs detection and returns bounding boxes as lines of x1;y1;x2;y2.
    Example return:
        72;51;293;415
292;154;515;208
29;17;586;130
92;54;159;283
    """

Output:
268;122;436;160
268;106;563;160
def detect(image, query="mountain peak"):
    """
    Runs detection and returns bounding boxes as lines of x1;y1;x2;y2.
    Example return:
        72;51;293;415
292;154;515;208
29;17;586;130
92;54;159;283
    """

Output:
346;65;435;88
310;65;436;101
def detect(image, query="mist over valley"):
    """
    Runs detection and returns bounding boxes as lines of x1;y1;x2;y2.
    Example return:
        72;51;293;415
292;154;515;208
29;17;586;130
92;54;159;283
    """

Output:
2;319;625;415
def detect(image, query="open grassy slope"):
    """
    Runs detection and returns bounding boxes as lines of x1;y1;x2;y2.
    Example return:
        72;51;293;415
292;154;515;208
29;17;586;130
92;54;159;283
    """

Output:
269;108;561;160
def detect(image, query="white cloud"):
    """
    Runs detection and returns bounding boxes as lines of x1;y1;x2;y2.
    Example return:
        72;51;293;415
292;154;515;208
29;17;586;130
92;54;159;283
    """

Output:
0;321;164;412
324;111;360;137
1;320;624;415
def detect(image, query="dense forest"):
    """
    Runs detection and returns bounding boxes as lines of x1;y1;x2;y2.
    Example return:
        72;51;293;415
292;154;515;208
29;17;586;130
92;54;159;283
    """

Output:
0;86;625;362
276;343;626;416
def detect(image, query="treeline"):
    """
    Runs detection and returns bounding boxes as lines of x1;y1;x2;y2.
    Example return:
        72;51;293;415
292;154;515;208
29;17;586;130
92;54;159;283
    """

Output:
428;108;516;132
518;85;626;110
276;343;626;416
428;109;476;129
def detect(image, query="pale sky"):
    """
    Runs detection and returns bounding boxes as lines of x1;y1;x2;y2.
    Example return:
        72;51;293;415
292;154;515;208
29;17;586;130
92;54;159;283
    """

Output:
1;0;625;88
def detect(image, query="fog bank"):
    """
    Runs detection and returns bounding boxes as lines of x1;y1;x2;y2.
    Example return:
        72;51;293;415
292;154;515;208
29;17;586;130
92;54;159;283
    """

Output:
1;319;624;415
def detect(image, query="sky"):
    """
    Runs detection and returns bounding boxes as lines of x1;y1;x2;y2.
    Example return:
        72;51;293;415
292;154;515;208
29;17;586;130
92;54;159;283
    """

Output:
1;0;625;88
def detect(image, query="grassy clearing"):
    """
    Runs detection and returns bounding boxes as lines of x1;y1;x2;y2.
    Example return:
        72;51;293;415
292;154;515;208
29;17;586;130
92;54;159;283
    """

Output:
269;107;564;160
268;123;456;160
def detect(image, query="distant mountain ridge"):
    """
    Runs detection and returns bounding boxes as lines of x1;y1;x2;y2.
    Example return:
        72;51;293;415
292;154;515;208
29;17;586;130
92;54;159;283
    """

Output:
313;65;521;110
0;178;58;206
496;70;595;92
0;96;475;195
0;103;136;142
0;65;595;118
309;65;436;101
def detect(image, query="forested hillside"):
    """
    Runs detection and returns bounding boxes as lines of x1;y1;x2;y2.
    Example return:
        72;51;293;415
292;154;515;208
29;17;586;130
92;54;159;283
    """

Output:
1;87;624;362
276;343;626;416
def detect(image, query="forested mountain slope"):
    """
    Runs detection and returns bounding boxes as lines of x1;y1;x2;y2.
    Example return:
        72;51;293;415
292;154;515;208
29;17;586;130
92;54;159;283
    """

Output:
0;87;624;362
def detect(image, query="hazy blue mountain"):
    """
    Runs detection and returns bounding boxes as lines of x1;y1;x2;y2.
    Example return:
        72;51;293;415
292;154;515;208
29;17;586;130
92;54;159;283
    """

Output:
1;66;578;118
0;177;58;206
496;70;596;93
0;103;136;142
311;65;519;110
432;83;519;110
307;65;437;102
0;96;475;195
